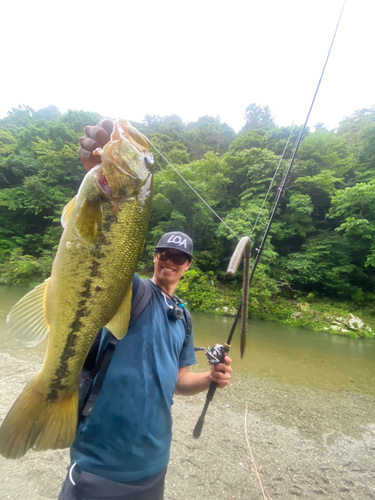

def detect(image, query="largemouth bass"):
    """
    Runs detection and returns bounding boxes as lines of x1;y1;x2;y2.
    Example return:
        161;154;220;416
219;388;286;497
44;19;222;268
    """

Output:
0;119;154;459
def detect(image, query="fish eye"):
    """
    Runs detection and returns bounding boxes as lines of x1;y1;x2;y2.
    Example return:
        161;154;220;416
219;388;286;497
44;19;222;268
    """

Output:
144;152;154;165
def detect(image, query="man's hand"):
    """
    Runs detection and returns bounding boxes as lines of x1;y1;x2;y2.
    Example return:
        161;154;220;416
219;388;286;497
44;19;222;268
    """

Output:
78;118;114;171
176;356;232;396
209;355;232;388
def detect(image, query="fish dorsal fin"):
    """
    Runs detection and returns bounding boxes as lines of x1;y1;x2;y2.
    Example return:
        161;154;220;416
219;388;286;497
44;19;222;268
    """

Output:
6;279;50;347
61;195;77;228
105;284;132;340
76;198;102;244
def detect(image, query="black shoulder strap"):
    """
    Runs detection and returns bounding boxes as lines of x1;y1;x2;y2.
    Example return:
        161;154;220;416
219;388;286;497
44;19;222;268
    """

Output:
80;334;118;422
183;307;193;347
129;279;152;327
172;292;193;348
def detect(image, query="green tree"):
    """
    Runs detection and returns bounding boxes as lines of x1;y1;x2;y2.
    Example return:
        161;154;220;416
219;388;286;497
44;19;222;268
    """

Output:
329;181;375;269
241;103;276;132
277;231;356;297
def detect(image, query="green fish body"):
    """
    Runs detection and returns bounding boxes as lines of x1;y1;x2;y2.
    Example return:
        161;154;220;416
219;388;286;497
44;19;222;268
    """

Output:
0;120;154;459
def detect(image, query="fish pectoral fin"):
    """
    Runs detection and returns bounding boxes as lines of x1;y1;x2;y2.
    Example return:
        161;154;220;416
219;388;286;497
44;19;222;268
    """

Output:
76;198;102;244
6;278;50;347
61;195;77;228
105;284;132;340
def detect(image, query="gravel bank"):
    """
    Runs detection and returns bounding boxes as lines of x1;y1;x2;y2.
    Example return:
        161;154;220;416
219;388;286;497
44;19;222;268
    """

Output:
0;352;374;500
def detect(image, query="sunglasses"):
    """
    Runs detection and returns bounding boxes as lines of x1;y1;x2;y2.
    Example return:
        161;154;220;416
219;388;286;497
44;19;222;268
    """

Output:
156;250;189;266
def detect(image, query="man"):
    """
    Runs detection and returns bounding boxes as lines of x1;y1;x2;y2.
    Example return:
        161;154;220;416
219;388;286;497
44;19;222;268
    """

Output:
58;121;232;500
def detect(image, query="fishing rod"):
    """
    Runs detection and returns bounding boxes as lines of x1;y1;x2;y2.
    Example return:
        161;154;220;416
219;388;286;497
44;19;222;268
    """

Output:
193;236;250;438
192;0;346;438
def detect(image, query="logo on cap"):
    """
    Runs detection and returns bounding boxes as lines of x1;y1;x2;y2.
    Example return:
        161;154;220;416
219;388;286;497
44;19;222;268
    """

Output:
167;234;187;248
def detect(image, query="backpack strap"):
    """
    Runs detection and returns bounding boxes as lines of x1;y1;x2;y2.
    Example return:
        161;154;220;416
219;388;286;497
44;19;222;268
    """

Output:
79;333;118;423
183;307;193;348
172;292;193;348
129;279;152;327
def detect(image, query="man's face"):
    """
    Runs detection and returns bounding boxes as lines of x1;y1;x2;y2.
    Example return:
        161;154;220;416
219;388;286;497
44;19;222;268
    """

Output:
153;248;192;290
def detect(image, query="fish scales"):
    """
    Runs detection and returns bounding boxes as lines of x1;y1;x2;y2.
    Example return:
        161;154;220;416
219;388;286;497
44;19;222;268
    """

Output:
0;119;154;458
43;178;151;397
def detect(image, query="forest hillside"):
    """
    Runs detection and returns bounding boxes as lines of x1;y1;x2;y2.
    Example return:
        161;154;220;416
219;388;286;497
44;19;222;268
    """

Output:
1;104;375;338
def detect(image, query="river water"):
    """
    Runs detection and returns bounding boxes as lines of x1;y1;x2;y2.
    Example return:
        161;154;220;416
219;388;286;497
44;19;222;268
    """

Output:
1;285;375;397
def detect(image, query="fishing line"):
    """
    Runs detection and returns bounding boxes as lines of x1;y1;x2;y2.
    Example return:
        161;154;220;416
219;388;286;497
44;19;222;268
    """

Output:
250;124;301;254
251;0;346;259
150;141;240;240
247;0;346;287
267;126;301;217
249;123;296;239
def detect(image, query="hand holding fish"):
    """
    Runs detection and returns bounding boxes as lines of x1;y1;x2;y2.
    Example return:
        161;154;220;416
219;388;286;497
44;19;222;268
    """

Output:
209;355;232;388
79;118;114;171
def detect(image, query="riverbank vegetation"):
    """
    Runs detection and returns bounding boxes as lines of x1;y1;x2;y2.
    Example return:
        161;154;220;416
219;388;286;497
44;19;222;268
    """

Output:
1;104;375;338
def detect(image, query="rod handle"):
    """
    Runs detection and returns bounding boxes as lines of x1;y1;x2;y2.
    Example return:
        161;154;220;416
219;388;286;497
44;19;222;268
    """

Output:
192;382;218;439
193;415;205;439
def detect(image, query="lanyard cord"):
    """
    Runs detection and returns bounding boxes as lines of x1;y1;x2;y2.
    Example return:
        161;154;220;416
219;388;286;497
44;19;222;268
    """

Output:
149;279;181;305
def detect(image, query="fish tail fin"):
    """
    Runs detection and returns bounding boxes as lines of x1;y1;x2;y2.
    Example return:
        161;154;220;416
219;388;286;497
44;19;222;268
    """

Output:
0;378;78;459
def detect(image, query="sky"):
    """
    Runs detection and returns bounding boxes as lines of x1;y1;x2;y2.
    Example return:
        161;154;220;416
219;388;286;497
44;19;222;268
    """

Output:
1;0;374;132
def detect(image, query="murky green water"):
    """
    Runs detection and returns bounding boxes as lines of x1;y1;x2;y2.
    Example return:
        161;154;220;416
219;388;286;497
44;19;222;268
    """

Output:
192;311;375;396
1;285;375;396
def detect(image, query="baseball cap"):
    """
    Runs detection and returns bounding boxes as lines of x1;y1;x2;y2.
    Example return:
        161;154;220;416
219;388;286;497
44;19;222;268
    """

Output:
155;231;193;259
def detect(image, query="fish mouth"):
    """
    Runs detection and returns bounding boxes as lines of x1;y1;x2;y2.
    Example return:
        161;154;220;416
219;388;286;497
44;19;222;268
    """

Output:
114;120;151;153
110;120;152;179
93;119;153;194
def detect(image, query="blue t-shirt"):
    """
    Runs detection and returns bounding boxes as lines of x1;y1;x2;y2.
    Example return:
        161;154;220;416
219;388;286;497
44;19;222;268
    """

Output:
71;275;196;482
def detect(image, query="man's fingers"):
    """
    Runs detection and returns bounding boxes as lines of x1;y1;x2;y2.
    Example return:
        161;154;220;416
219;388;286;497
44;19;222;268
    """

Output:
210;354;232;388
78;137;101;171
79;152;101;171
210;372;230;387
215;370;231;379
97;118;115;136
215;363;232;375
78;120;114;171
210;364;231;386
85;125;112;147
79;135;103;154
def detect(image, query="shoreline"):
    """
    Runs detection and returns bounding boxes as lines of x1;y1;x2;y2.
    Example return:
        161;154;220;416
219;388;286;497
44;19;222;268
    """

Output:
0;352;374;499
2;282;375;342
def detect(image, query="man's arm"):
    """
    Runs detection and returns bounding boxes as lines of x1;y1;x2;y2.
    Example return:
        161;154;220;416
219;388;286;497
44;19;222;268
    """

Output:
175;356;232;396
